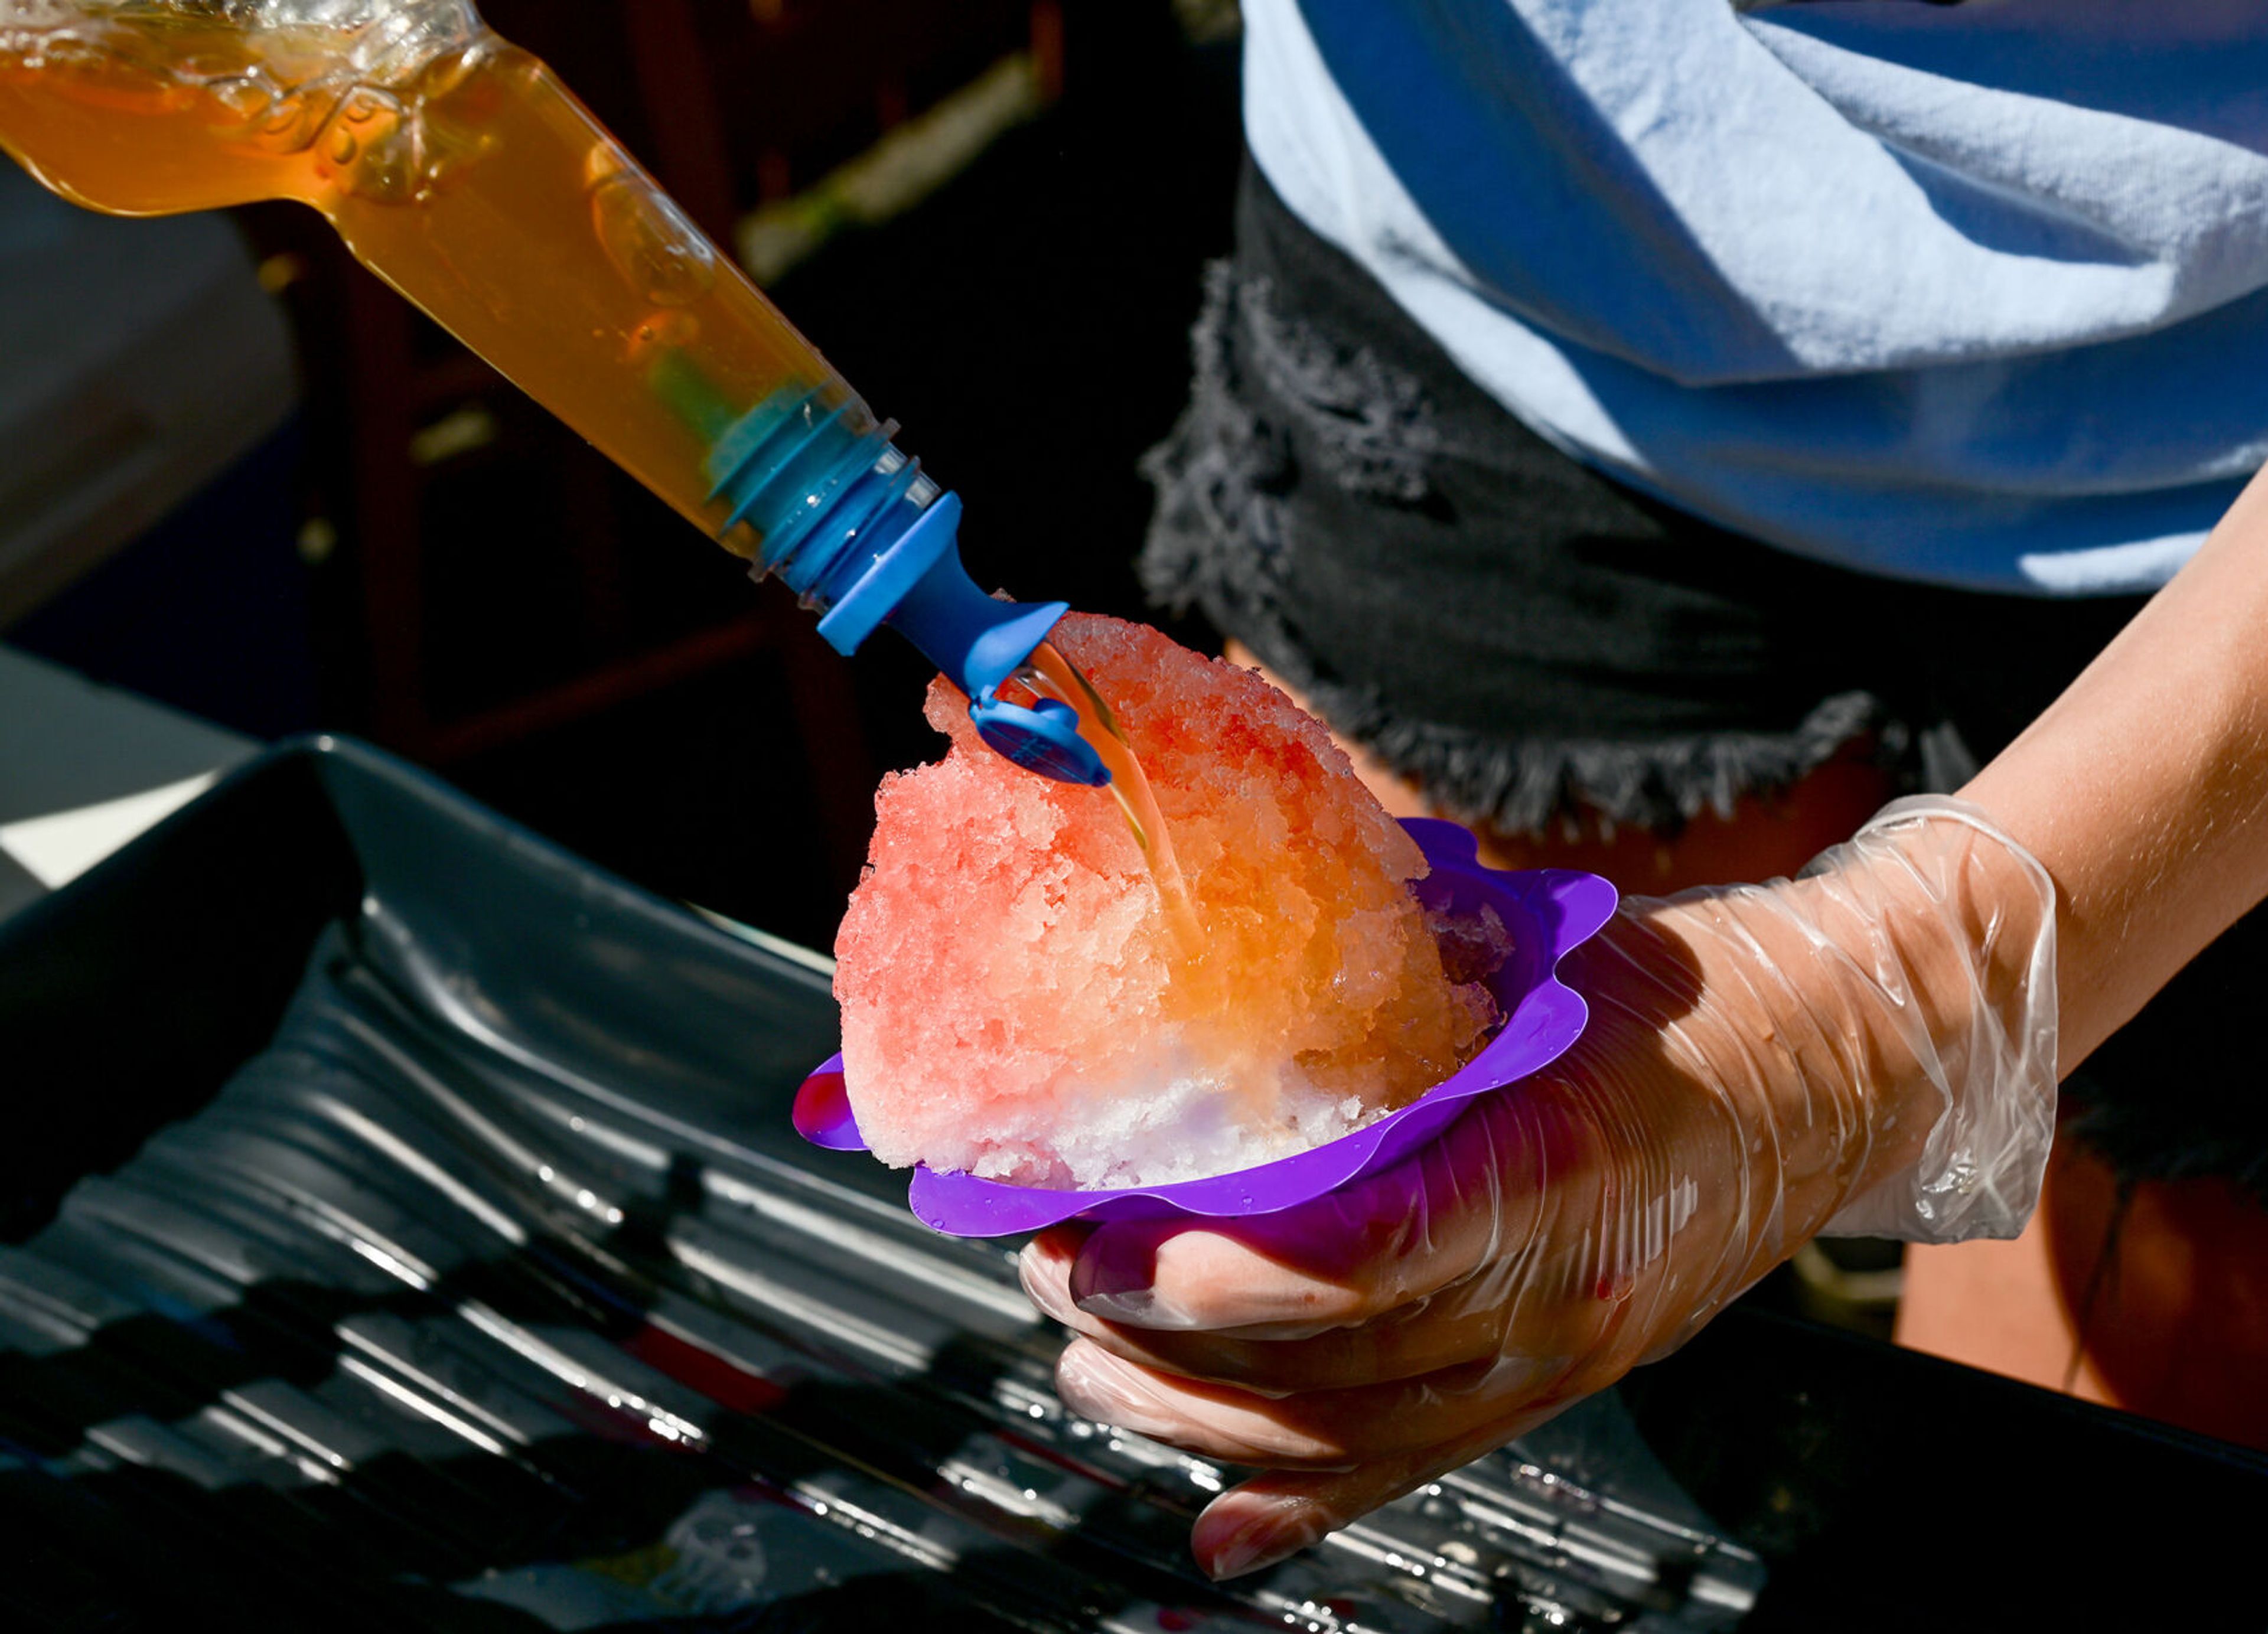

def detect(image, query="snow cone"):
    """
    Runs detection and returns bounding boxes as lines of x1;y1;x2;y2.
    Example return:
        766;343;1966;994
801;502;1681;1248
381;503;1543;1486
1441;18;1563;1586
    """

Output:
831;613;1508;1191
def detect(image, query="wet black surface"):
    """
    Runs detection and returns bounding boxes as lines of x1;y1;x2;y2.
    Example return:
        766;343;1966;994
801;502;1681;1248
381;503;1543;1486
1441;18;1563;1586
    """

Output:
1622;1309;2268;1632
1;738;2260;1632
0;739;1770;1632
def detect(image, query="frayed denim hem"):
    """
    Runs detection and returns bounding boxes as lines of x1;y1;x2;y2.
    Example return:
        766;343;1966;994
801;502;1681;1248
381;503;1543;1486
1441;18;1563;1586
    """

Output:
1138;260;1903;839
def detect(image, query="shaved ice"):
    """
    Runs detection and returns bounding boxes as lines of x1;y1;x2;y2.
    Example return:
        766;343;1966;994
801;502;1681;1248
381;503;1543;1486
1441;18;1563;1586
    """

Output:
833;614;1503;1189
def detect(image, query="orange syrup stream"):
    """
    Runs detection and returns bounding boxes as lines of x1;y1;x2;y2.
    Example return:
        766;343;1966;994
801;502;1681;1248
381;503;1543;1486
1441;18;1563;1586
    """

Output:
1021;640;1203;960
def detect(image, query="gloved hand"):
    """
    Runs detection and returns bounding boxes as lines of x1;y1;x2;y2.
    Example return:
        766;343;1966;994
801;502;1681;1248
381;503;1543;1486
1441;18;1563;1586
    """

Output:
1019;797;2058;1580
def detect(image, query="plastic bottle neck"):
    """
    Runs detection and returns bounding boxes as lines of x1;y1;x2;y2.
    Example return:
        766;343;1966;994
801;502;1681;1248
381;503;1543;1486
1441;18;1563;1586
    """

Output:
703;386;1105;785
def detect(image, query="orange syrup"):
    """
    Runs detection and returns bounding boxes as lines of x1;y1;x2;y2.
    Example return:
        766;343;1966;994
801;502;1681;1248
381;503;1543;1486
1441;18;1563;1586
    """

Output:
0;9;862;556
1020;639;1202;959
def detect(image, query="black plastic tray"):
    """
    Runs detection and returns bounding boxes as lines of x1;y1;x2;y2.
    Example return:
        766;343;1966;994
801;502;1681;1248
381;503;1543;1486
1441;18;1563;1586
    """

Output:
0;737;2259;1631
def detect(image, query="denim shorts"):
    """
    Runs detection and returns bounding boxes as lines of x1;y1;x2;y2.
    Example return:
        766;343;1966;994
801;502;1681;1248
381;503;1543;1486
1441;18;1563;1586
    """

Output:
1139;158;2262;1198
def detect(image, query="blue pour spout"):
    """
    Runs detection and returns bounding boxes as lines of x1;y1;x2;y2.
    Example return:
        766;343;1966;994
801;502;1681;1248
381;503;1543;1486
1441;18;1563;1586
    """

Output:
705;385;1107;787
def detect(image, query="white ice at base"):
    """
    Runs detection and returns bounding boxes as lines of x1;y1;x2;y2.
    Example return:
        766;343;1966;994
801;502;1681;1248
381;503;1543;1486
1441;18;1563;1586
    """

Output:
965;1046;1388;1192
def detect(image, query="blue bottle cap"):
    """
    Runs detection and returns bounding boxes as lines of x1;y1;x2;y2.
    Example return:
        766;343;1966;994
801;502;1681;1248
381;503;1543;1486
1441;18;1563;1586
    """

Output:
813;490;1109;787
708;387;1106;785
969;696;1109;785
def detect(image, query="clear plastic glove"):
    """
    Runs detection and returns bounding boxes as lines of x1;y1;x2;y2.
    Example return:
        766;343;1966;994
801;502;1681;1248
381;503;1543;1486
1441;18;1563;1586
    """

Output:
1018;797;2058;1580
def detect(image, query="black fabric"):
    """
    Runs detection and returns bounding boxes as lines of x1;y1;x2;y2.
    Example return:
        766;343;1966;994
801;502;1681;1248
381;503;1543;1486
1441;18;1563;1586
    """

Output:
1140;156;2265;1199
1142;161;2152;837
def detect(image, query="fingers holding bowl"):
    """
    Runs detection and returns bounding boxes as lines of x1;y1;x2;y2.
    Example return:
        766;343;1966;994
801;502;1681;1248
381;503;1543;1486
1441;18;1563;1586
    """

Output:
1048;1332;1583;1583
1051;1335;1571;1471
1028;1091;1563;1341
1188;1410;1572;1580
1025;1236;1576;1395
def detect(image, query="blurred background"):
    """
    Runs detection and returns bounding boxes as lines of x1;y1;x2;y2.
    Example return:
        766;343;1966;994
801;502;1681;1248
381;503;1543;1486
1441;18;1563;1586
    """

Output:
0;0;1242;954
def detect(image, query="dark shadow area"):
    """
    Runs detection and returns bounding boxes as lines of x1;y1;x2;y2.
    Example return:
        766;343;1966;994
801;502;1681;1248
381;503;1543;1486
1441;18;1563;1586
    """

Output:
6;423;322;742
1619;1302;2268;1633
0;1199;1241;1630
0;751;359;1242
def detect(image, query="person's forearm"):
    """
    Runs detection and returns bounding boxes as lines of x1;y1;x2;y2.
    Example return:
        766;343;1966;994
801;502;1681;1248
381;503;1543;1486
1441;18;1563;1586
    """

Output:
1961;467;2268;1073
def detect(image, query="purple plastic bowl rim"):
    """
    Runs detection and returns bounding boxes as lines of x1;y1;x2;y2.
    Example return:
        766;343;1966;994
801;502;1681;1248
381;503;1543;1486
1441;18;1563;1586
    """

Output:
793;818;1618;1237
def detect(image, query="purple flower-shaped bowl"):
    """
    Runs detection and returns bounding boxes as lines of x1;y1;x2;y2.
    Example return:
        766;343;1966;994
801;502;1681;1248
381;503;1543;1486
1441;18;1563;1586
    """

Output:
792;818;1618;1238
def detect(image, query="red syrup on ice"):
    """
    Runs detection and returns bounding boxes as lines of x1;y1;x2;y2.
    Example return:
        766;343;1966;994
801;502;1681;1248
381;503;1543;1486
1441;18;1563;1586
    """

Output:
836;612;1506;1186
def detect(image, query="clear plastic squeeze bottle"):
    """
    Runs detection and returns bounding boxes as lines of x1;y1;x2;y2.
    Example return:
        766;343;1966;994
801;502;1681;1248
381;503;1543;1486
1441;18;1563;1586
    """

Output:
0;0;1110;784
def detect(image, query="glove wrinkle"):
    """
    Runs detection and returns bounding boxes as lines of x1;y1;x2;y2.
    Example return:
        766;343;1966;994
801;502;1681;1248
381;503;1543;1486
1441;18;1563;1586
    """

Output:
1025;796;2058;1567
